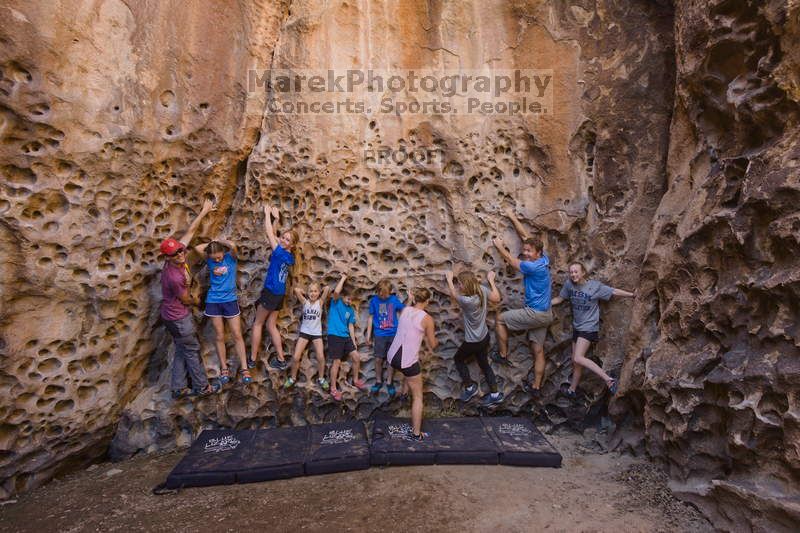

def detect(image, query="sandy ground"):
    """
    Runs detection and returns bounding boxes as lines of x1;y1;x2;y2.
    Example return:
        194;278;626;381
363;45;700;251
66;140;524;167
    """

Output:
0;431;712;533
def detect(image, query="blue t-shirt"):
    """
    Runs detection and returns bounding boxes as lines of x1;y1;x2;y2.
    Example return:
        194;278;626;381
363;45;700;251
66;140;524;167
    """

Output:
520;254;552;311
368;295;405;336
328;297;356;338
263;245;294;295
206;253;238;303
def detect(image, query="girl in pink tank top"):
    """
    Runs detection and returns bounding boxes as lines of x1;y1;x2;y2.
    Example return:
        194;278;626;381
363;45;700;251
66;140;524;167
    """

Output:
386;287;438;440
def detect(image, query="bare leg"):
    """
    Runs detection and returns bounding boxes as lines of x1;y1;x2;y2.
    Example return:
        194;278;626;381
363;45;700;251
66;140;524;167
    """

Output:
530;341;546;389
211;316;228;372
374;355;384;384
266;310;285;362
290;337;310;380
495;317;510;358
311;339;326;381
569;341;583;391
250;305;270;363
572;337;611;388
408;374;424;435
330;360;342;391
349;350;361;383
227;315;247;371
386;366;395;387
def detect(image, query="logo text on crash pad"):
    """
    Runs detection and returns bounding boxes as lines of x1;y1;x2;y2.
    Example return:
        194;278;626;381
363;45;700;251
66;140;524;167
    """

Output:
498;423;532;437
203;435;241;453
321;429;356;445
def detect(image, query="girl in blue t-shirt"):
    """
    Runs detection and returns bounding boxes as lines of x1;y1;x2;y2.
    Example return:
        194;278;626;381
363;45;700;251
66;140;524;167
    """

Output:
195;239;250;384
250;204;297;372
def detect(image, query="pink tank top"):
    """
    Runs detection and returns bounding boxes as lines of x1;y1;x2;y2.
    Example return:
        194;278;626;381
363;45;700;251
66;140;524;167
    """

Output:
387;306;428;368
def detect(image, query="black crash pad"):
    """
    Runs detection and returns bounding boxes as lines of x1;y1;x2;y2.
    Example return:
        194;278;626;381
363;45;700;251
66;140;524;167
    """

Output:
165;426;310;488
166;429;251;488
306;420;370;476
481;417;562;468
370;417;498;466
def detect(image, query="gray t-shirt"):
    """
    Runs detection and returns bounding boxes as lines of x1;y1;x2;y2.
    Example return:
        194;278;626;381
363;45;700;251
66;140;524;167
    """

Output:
457;286;490;342
559;279;614;332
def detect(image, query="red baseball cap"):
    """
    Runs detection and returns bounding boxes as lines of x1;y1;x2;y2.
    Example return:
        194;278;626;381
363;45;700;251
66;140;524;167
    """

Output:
160;238;185;256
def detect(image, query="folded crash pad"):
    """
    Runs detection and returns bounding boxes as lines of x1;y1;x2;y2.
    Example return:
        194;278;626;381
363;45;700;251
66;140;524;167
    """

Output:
165;429;251;488
481;416;562;468
305;420;371;476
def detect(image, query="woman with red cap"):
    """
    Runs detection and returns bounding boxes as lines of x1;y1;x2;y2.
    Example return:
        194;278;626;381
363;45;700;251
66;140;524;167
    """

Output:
160;198;220;398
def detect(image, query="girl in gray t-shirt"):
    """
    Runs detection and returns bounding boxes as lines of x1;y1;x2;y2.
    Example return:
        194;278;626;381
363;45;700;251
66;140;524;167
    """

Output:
445;270;504;407
551;262;634;398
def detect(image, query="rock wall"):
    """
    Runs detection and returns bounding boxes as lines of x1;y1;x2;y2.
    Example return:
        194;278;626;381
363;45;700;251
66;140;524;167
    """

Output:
1;0;797;530
613;0;800;530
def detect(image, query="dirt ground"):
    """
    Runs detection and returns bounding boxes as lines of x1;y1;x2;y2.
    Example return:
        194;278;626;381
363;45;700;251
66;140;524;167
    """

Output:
0;432;712;533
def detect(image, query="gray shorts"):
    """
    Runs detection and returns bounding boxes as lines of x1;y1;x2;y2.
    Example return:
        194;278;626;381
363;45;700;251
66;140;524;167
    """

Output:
374;335;395;358
499;307;553;346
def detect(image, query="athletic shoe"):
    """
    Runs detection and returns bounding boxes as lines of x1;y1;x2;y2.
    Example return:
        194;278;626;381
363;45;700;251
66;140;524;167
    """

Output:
246;357;256;369
193;382;221;397
524;382;541;398
405;431;429;442
608;379;618;396
283;377;295;389
331;389;343;401
562;388;577;400
218;371;231;386
354;379;367;391
370;382;383;394
481;391;505;407
241;370;253;385
489;348;513;367
460;383;479;402
318;378;330;391
269;358;287;371
171;388;191;400
387;383;396;398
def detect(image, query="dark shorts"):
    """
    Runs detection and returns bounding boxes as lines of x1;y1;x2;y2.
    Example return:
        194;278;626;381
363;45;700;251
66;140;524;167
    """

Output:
573;330;599;343
204;300;240;318
388;347;421;377
373;335;395;359
299;332;323;341
257;288;284;311
327;335;356;360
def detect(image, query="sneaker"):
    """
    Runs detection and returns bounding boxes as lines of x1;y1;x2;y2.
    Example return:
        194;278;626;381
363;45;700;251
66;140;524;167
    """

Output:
269;358;288;371
283;377;295;389
405;431;429;442
481;391;505;407
370;382;383;394
562;388;577;400
489;348;513;367
318;378;330;391
246;357;256;369
460;383;479;402
608;379;618;396
193;382;221;396
241;370;253;385
171;388;191;400
331;389;342;401
219;369;231;385
525;383;541;399
387;383;396;398
354;379;367;391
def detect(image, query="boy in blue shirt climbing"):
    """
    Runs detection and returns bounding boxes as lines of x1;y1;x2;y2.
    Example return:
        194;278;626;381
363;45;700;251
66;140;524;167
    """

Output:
327;274;366;401
365;278;405;397
492;206;554;398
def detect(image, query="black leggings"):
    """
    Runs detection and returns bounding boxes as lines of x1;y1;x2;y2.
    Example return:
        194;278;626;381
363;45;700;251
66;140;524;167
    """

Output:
453;333;497;392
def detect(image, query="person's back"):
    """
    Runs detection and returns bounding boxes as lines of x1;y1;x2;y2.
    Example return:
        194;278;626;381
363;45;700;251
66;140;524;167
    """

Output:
457;286;489;343
390;306;427;368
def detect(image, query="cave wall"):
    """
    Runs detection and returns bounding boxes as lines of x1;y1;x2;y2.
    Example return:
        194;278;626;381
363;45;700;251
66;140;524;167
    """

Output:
2;0;797;530
614;0;800;530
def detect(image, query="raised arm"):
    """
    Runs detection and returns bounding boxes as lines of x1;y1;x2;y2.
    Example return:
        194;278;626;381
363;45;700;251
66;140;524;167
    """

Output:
180;198;215;245
333;273;347;298
503;206;531;240
216;238;239;259
194;242;210;255
612;288;635;298
486;271;501;304
492;237;522;271
263;204;279;250
293;287;306;302
320;285;332;304
422;315;438;350
444;271;459;304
